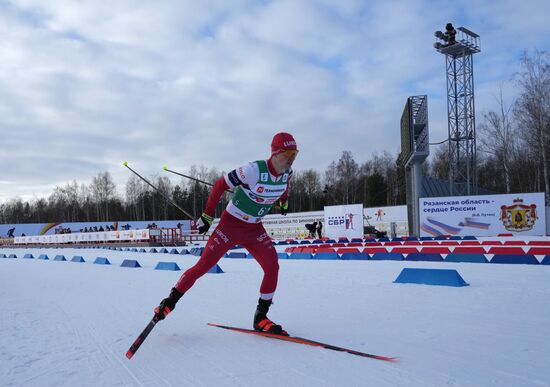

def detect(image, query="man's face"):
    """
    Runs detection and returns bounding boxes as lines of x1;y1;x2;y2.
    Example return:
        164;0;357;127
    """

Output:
272;149;298;171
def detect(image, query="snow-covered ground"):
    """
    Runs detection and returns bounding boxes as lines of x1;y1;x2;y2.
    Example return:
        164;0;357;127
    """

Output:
1;245;550;387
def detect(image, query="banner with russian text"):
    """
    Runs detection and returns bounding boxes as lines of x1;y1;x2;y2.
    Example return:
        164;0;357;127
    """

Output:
419;192;546;237
324;204;364;240
14;229;150;244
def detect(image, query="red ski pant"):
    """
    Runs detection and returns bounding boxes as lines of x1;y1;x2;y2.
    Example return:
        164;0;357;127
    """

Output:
175;211;279;298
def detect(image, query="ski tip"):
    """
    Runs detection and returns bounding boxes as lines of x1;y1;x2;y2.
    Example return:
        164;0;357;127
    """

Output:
125;351;134;360
123;161;129;167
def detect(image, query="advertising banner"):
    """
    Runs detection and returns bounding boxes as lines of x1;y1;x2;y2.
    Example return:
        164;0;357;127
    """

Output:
15;229;150;244
419;192;546;237
1;220;189;238
364;205;408;236
324;204;364;240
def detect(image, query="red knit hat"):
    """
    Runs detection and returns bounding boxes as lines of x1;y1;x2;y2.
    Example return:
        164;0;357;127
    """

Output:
271;132;297;155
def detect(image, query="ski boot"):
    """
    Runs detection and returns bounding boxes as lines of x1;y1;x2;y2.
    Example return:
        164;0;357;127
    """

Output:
253;298;288;336
154;287;184;321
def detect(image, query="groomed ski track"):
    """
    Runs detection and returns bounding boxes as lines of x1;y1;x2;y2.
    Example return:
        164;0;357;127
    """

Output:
1;246;549;386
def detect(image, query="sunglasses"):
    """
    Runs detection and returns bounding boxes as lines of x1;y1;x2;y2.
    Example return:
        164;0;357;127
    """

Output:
279;149;298;158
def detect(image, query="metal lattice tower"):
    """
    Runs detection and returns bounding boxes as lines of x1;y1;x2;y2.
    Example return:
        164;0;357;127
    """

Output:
434;26;481;195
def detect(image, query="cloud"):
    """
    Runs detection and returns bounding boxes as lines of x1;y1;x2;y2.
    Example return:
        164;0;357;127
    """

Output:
0;0;549;201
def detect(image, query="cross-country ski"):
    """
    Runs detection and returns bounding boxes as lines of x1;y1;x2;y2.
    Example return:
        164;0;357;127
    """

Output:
208;323;397;362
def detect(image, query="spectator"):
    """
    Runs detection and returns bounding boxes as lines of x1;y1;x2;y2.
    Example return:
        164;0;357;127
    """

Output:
305;222;317;238
316;221;323;239
7;227;15;238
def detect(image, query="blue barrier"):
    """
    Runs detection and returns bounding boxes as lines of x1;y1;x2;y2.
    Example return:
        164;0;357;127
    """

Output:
406;253;443;262
325;239;336;244
190;247;204;256
277;252;289;259
299;240;311;244
169;248;179;254
420;236;434;241
149;248;158;253
208;264;224;273
155;262;181;271
288;240;299;245
340;252;369;260
445;253;488;263
180;249;189;255
314;252;339;260
288;252;313;260
462;235;478;240
394;268;469;287
276;241;288;245
121;259;141;268
541;256;550;265
312;239;324;244
490;254;539;265
23;253;34;259
38;254;49;260
449;236;463;240
370;252;404;261
8;254;17;258
159;248;169;253
350;238;363;243
94;257;111;265
225;252;247;259
53;255;66;261
0;254;6;258
71;256;85;263
338;238;349;243
139;248;147;253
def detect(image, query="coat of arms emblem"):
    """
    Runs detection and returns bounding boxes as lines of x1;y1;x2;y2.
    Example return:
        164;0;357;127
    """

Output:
500;198;537;232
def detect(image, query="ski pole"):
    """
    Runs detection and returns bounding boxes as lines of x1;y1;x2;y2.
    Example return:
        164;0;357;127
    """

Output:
123;162;195;220
163;166;234;193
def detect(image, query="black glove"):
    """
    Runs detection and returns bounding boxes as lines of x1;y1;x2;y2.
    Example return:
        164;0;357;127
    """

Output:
154;287;184;321
197;213;213;234
279;200;288;216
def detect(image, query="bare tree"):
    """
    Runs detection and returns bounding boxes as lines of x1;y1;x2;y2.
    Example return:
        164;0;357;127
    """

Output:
514;51;550;203
478;86;516;193
155;176;173;220
125;175;143;220
90;172;117;221
335;151;359;204
430;144;450;180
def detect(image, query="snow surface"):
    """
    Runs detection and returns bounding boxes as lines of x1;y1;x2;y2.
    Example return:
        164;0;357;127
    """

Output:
1;245;550;387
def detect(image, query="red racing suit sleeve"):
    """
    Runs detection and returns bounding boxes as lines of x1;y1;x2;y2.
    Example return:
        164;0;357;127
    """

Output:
203;176;230;217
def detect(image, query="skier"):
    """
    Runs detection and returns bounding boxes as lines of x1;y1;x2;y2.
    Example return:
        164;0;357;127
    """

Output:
153;132;298;335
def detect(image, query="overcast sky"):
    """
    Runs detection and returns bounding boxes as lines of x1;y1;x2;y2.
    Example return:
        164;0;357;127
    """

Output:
1;0;549;202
